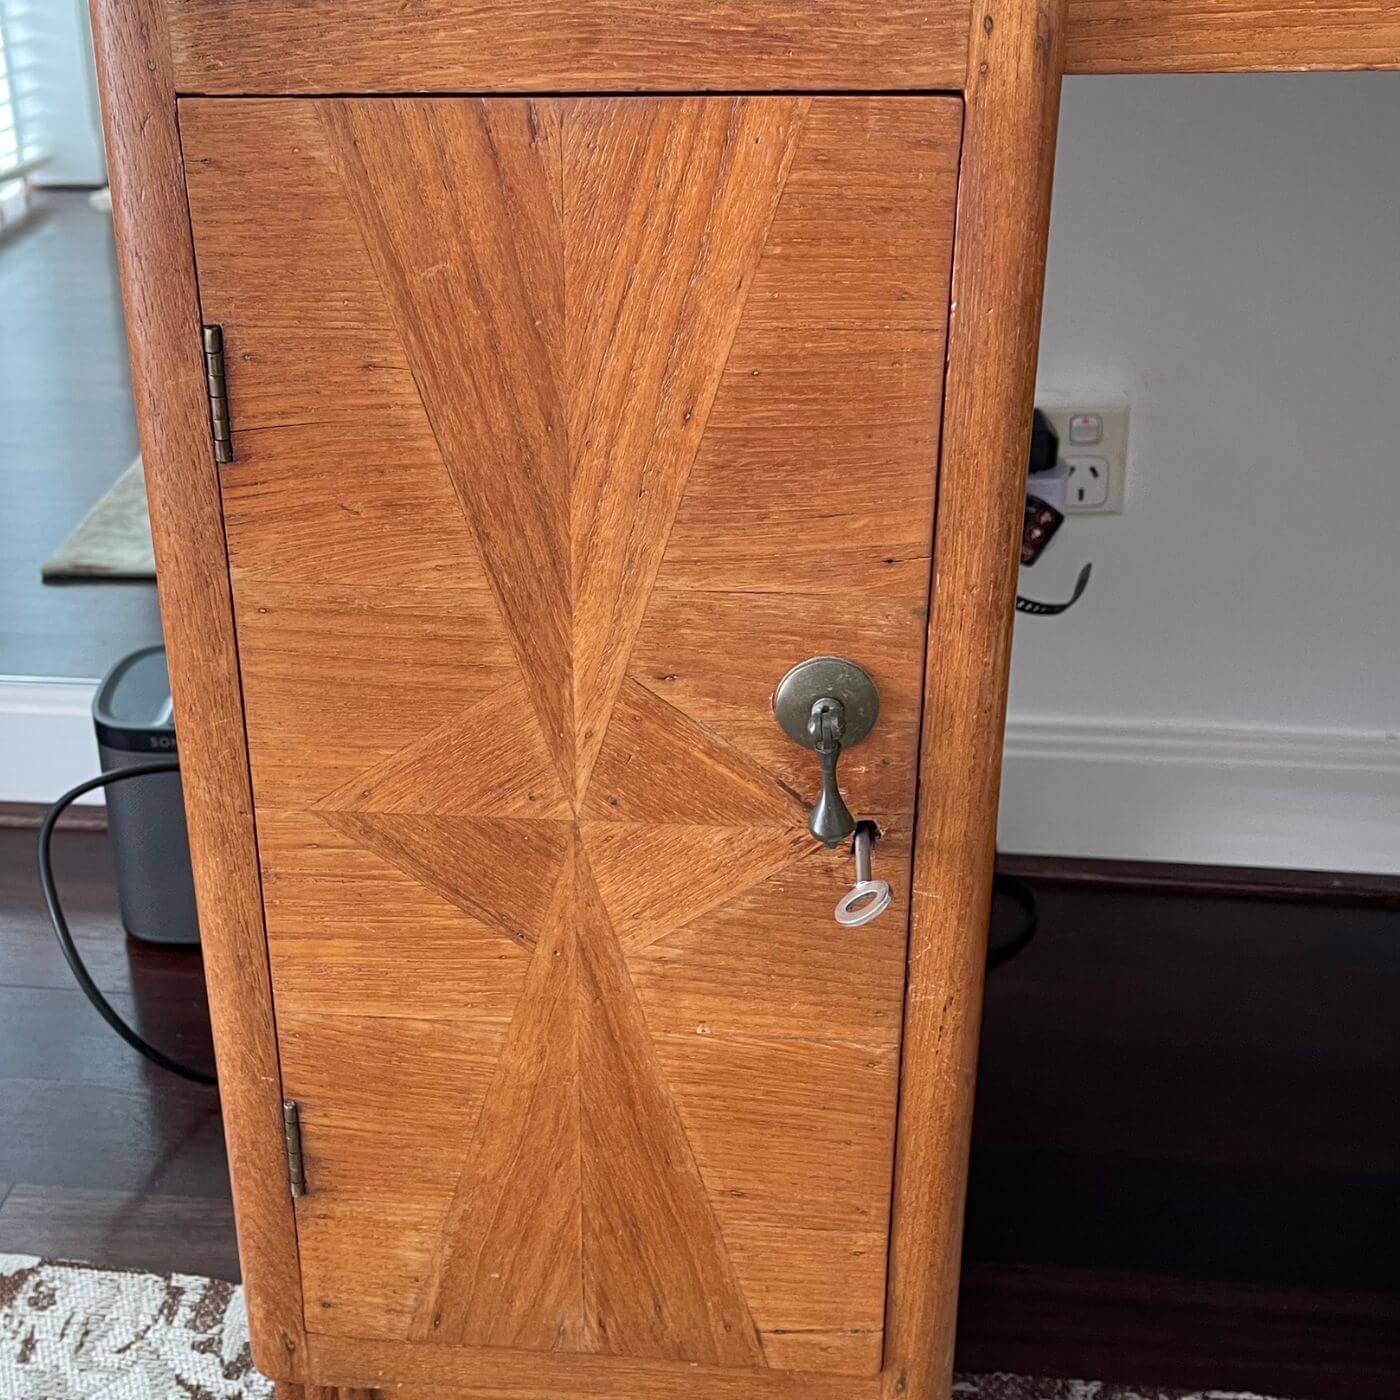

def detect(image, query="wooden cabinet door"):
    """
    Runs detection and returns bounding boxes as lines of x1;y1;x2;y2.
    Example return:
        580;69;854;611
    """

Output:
180;94;959;1381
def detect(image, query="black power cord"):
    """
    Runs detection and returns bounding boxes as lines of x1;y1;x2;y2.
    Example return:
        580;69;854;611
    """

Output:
37;760;217;1087
1017;560;1093;617
988;869;1039;970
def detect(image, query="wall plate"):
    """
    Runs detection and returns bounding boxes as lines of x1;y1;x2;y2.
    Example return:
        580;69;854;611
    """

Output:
1038;404;1129;513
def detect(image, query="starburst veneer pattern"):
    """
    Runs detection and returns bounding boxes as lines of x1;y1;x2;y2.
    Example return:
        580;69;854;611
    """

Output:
181;93;960;1378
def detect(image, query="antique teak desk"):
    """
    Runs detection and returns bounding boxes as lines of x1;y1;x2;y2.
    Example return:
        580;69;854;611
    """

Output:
87;1;1397;1397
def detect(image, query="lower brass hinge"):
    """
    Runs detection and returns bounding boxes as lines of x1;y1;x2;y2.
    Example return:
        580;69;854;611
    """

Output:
201;324;233;464
282;1099;307;1198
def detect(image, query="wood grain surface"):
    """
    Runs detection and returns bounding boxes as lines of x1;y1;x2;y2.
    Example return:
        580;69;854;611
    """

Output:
882;2;1068;1399
1066;0;1400;73
156;0;1400;94
275;1387;374;1400
86;0;307;1381
304;1333;885;1398
166;0;970;94
180;93;959;1380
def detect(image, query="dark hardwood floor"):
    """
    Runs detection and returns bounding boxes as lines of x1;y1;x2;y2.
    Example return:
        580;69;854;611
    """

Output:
1;826;1396;1395
962;878;1400;1398
0;824;232;1280
0;191;162;680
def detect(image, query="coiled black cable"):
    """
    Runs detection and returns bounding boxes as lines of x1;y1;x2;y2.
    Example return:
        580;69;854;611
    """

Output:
37;760;216;1086
988;869;1039;970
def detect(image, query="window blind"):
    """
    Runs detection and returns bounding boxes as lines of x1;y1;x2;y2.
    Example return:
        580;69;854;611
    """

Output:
0;0;48;186
0;3;22;181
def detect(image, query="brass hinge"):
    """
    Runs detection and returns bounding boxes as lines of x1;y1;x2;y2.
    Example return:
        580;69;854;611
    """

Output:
201;324;233;464
282;1099;307;1198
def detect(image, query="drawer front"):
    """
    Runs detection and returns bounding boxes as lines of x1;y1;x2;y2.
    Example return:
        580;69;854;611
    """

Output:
181;94;959;1379
165;0;969;94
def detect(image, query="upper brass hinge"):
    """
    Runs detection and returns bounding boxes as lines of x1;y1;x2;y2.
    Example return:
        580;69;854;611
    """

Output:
282;1099;307;1198
201;324;233;464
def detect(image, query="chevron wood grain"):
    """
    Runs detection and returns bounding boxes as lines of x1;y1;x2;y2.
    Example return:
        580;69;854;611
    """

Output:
180;93;960;1380
318;813;572;951
322;99;575;798
278;1012;511;1203
255;809;532;1026
572;839;765;1366
565;97;808;800
583;679;799;826
626;831;912;1049
317;680;571;820
229;582;517;812
581;822;811;954
410;845;585;1350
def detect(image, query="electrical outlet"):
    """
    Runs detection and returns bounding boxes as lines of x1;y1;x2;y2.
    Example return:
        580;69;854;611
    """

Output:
1039;404;1129;513
1065;455;1110;509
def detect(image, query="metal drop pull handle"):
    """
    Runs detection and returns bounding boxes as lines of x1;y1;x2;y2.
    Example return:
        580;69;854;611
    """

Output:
774;658;892;927
773;656;880;847
835;823;892;928
807;695;855;846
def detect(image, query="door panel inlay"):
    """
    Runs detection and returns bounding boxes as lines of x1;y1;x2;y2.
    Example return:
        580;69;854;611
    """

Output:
181;93;960;1378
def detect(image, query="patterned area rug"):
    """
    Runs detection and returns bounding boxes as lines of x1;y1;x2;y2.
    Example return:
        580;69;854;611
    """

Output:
955;1385;1288;1400
0;1254;268;1399
0;1252;1291;1400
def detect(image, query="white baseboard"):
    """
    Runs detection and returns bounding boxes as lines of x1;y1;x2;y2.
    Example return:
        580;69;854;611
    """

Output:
0;678;104;807
999;715;1400;875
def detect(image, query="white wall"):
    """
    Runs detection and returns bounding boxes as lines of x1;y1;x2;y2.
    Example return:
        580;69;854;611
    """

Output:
1000;73;1400;874
0;679;103;807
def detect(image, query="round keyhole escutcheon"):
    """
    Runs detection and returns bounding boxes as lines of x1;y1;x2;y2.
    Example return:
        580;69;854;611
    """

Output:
772;657;879;751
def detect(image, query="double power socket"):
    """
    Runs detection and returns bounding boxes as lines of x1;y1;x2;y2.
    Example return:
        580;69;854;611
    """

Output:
1037;404;1129;514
